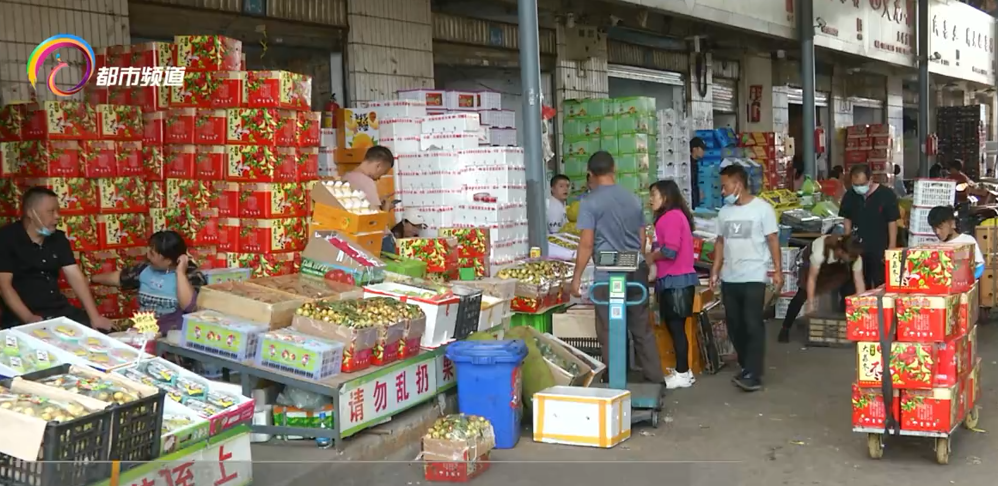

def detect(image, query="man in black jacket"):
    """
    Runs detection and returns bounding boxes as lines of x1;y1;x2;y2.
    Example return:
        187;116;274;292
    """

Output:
690;137;706;208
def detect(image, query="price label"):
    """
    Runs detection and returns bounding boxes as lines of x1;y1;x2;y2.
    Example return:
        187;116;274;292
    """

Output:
9;357;22;370
5;336;17;349
36;350;49;363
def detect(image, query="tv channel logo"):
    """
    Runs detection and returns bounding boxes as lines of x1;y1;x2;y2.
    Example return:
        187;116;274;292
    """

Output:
28;34;185;97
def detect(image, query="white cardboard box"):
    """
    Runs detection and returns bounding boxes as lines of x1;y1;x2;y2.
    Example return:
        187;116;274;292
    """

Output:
533;386;631;448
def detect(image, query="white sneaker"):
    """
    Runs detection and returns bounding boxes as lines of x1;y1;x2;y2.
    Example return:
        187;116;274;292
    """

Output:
664;370;695;389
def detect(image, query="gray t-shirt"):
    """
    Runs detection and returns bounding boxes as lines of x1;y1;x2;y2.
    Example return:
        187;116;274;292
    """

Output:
577;184;645;279
718;196;779;283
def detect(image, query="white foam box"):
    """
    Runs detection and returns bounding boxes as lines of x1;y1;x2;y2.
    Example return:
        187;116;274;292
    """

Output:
775;296;804;320
476;127;490;146
766;271;798;296
379;117;421;138
421;133;480;151
395;152;439;172
422;113;481;134
397;89;445;109
766;247;802;272
473;91;502;110
489;128;517;146
533;386;631;448
912;179;956;207
444;91;477;111
908;206;935;235
363;283;460;348
459;165;527;187
479;110;515;128
456;202;527;226
319;128;336;148
380;135;420;154
399;184;463;207
362;100;427;118
402;205;454;231
457;147;525;168
908;233;939;246
462;185;527;204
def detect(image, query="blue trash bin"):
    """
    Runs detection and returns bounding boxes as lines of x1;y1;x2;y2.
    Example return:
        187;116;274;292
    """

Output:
445;339;528;449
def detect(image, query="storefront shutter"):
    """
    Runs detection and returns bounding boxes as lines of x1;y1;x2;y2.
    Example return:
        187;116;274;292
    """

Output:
712;78;737;113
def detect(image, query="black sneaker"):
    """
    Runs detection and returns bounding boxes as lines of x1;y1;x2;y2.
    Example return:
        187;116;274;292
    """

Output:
731;368;748;384
777;328;790;343
734;374;763;392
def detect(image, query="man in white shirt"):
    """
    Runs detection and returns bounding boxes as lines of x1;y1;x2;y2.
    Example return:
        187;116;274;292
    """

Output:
710;164;783;392
341;146;395;210
927;206;986;278
548;174;570;233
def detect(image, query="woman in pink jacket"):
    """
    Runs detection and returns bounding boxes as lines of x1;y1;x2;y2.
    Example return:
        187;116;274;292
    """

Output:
643;180;698;389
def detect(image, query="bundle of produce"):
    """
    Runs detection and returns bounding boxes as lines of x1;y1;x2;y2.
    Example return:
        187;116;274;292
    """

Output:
422;414;496;482
0;386;91;422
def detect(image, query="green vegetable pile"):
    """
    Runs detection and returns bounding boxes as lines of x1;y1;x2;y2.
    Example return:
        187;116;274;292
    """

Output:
425;414;492;441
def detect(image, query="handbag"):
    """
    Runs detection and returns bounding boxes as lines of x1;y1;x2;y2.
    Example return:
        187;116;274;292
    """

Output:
657;285;695;322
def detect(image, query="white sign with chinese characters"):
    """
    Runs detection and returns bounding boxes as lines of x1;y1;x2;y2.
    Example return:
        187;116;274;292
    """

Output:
339;352;440;437
95;66;186;88
102;432;252;486
928;0;996;85
813;0;915;67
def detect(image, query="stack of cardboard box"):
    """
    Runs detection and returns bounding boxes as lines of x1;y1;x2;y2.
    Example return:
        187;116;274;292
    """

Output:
843;124;898;186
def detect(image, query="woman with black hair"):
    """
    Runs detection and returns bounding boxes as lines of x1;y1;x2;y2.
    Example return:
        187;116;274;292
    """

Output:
643;180;697;389
91;230;206;334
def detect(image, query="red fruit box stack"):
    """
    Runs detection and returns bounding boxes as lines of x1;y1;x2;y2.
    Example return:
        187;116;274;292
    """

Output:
737;131;793;190
845;242;980;434
842;124;899;187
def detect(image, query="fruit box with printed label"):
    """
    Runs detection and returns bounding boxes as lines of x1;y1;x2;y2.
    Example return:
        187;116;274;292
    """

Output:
164;108;197;145
195;109;228;145
188;208;221;246
165;179;203;209
221;251;301;278
845;289;896;341
275;110;299;147
116;141;144;177
23;102;98;140
299;232;385;285
337;108;380;150
20;177;98;216
147;181;166;208
217;218;240;252
129;84;170;113
143;145;165;181
851;384;900;429
16;140;84;178
79;249;126;277
310;183;392;233
239;183;307;218
957;283;979;336
190;246;224;270
297;147;319;181
196;145;227;180
244;71;311;110
856;334;964;389
170;72;213;108
397;238;459;274
211;71;245;108
963;359;981;414
237;218;308;253
149;207;191;237
215;182;240;217
298;111;321;147
0;104;27;141
895;294;959;343
142;112;164;146
273;147;301;182
58;215;100;252
80;140;117;178
97;104;143;141
98;213;150;250
438;227;491;259
174;35;242;72
0;179;21;217
227;108;278;146
900;383;962;433
885;244;974;294
227;145;280;182
98;177;148;214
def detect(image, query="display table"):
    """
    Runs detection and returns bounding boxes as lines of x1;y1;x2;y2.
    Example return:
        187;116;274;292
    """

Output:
156;341;457;451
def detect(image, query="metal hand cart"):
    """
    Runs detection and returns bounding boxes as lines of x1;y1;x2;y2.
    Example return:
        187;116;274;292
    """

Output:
854;405;980;465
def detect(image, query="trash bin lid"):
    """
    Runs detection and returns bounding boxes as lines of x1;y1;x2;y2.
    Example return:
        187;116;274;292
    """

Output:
446;339;527;365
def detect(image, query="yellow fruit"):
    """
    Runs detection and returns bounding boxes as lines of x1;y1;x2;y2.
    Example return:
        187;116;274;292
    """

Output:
566;201;580;222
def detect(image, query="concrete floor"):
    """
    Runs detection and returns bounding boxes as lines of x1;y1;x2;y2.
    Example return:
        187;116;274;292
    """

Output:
255;321;998;486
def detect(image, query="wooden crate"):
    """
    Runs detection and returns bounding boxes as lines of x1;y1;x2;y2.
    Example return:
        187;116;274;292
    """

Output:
806;316;850;347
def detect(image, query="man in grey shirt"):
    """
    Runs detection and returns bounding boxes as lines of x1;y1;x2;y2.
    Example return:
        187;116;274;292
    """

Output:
571;151;664;385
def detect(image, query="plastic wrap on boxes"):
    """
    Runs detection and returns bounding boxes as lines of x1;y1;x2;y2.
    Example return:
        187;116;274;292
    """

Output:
180;310;269;361
255;328;345;381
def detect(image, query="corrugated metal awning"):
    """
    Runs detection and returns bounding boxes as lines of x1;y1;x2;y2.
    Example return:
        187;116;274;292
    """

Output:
608;64;684;86
787;87;829;107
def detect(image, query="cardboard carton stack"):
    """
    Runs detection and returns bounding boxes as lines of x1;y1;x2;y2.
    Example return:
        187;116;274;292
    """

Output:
738;131;794;191
975;224;998;307
309;181;392;255
398;89;511;147
845;244;979;436
937;105;986;179
842;124;898;186
657;108;692;203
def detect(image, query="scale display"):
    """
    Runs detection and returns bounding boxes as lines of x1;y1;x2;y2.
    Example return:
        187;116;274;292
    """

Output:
594;250;640;272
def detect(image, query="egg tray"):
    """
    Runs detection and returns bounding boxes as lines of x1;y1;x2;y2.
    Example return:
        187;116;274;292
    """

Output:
5;363;166;473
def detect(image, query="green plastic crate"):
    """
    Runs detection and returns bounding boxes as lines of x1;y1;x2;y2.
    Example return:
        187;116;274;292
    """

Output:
510;312;553;334
381;253;427;278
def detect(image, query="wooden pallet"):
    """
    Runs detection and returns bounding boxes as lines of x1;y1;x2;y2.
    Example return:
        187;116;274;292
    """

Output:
807;316;850;347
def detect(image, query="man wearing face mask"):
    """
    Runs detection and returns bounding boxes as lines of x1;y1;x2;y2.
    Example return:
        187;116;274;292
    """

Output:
0;187;114;330
839;164;900;289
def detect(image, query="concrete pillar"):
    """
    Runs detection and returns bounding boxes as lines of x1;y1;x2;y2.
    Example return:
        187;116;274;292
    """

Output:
739;55;775;132
830;65;854;172
688;53;713;130
345;0;434;104
885;74;904;178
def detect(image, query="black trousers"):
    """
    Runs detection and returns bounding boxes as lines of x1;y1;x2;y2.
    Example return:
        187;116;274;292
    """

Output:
863;252;886;289
721;282;767;378
592;264;664;383
657;286;695;374
0;304;92;330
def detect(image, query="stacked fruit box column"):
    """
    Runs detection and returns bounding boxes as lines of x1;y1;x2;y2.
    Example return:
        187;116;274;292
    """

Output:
975;224;998;307
846;243;979;434
937;105;987;179
842;124;899;186
739;132;793;190
656;108;692;202
908;179;957;247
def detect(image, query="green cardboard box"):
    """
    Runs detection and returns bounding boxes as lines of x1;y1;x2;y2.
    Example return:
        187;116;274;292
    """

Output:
615;153;650;173
563;117;602;139
564;155;588;177
617;133;650;154
600;115;618;137
617;172;650;192
612;96;656;116
563;98;606;118
564;138;601;158
600;135;618;155
617;114;654;134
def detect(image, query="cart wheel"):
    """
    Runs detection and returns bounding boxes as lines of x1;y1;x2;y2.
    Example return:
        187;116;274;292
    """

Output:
651;410;660;428
964;406;980;429
935;438;950;465
867;434;884;459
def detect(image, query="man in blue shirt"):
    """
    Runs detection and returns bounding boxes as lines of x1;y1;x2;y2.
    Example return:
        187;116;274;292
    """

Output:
571;151;664;384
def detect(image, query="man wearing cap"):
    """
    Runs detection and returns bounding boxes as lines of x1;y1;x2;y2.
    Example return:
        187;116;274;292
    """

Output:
382;216;426;254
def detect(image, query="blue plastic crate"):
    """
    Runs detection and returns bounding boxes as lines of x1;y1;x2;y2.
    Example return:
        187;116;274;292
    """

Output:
714;128;737;147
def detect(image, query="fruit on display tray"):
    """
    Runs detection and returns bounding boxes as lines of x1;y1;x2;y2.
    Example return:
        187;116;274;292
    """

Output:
116;360;240;419
36;373;141;405
0;387;91;422
296;297;423;329
425;414;493;441
0;332;62;375
547;235;578;251
202;281;300;303
162;414;195;434
249;275;361;300
496;260;572;284
18;321;142;369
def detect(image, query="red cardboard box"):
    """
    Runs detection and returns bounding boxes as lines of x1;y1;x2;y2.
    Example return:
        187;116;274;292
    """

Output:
273;147;299;182
107;85;131;106
214;182;240;217
81;140;117;178
244;71;310;110
96;45;130;70
297;147;318;181
165;179;201;209
238;183;308;218
129;42;173;68
298;111;321;147
174;35;242;72
58;214;100;251
189;208;220;246
20;140;83;178
195;109;227;145
83;85;108;106
24;102;98;141
222;251;301;278
21;178;98;215
900;384;961;433
131;85;169;113
275;110;299;147
238;218;308;253
857;333;964;390
116;141;145;178
957;284;979;336
189;246;223;269
845;289;897;341
97;177;148;214
226;145;278;182
170;72;214;108
165;145;196;179
97;104;143;141
195;145;226;180
98;213;149;249
895;294;959;342
143;145;165;181
0;179;23;216
886;244;974;295
0;104;27;141
851;384;900;429
217;218;240;252
211;71;245;108
143;112;164;145
164;108;196;145
147;181;166;208
226;108;278;145
79;249;123;277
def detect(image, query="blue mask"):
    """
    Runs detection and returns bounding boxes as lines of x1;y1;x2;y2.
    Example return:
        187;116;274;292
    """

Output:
32;211;53;237
723;193;738;206
853;184;870;195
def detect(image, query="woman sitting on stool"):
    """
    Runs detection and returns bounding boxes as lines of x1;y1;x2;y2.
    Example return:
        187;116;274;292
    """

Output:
778;234;865;343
